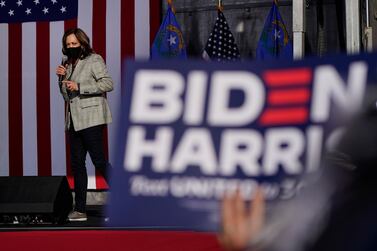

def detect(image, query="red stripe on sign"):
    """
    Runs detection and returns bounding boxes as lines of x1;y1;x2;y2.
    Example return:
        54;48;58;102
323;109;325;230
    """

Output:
150;0;162;47
8;23;23;176
96;167;108;189
263;68;312;86
268;88;310;105
66;132;74;188
36;22;52;176
260;108;308;125
93;0;109;189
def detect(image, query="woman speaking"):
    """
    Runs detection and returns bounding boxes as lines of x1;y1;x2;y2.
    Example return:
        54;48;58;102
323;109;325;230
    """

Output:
56;28;113;222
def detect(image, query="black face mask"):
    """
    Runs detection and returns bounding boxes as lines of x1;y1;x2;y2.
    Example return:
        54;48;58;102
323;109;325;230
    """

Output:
66;47;82;59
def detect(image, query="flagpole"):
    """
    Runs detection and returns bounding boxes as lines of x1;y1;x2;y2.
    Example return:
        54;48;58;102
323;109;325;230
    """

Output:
292;0;305;60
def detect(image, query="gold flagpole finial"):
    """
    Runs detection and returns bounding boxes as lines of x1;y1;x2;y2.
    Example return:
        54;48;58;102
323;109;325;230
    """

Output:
167;0;176;14
218;0;223;11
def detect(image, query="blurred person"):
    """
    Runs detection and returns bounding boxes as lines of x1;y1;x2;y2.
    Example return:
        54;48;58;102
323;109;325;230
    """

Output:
219;99;377;251
55;28;113;222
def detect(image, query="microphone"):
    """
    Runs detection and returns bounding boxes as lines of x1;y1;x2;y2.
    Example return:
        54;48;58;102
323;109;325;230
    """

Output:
58;55;68;83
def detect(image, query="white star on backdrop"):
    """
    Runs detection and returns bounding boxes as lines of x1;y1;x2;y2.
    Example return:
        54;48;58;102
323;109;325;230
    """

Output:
42;7;48;14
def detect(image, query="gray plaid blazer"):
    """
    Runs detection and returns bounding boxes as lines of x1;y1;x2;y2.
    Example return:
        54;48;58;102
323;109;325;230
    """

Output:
59;53;113;131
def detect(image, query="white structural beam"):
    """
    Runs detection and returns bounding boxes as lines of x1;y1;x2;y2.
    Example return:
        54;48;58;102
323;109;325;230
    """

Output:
293;0;305;60
345;0;361;54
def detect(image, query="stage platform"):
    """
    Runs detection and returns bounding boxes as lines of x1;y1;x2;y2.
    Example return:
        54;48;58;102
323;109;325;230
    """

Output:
0;206;224;251
0;205;107;231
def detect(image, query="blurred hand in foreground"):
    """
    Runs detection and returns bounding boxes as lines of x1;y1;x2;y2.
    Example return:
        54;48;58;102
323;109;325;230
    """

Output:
218;187;266;251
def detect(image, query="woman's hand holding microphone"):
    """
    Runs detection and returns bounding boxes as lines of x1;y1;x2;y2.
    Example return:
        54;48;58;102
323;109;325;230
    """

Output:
56;64;78;91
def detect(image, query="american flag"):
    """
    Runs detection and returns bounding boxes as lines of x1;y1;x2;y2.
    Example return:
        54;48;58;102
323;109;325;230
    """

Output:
203;10;240;62
0;0;161;189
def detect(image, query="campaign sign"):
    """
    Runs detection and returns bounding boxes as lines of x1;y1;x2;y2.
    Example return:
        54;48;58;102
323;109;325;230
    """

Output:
108;53;377;231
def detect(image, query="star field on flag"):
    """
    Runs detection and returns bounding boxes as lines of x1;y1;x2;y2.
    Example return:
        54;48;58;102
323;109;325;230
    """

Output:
0;0;77;23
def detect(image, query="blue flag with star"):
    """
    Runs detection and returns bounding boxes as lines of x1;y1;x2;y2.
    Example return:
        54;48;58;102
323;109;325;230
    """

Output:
151;5;187;59
0;0;78;23
256;0;293;60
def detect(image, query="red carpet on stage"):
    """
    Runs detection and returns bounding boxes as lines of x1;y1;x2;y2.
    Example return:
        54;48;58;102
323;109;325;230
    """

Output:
0;230;225;251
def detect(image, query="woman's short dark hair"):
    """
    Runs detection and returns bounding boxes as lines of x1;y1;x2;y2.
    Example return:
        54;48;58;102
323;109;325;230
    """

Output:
62;28;93;59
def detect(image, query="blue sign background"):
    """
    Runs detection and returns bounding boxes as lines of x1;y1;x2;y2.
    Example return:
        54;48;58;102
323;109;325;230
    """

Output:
108;53;377;231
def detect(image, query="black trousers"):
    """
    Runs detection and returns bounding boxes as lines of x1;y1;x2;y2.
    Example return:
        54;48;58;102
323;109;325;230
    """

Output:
69;124;108;213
